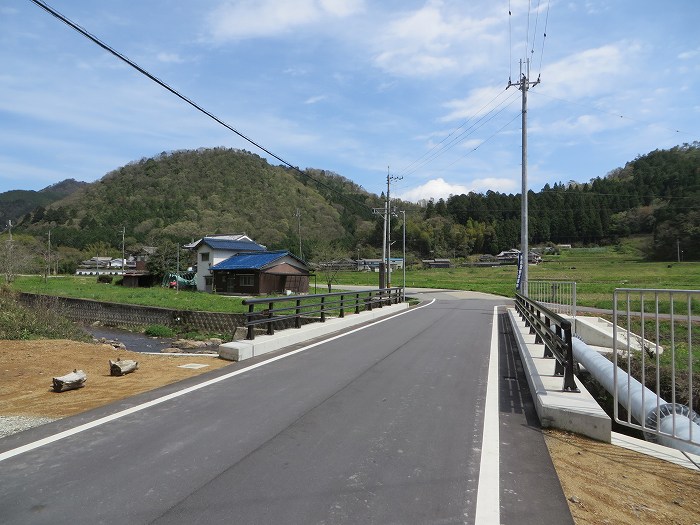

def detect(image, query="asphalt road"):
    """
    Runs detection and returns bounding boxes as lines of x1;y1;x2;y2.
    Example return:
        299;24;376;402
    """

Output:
0;293;572;524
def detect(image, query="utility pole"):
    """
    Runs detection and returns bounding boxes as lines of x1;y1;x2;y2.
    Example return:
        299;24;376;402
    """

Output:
121;226;126;277
46;229;51;282
386;166;402;289
7;220;13;283
508;58;539;296
294;209;303;259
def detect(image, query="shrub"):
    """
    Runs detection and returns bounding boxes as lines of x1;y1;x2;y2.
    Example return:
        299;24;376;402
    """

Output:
0;290;90;341
144;324;176;338
97;275;113;284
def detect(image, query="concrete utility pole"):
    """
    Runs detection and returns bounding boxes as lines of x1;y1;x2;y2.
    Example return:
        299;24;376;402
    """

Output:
508;58;539;296
294;209;303;260
386;166;402;289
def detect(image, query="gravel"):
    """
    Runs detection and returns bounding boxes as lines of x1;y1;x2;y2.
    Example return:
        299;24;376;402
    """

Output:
0;415;58;439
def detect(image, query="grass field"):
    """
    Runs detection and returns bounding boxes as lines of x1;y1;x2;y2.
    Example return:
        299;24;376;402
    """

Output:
8;244;700;313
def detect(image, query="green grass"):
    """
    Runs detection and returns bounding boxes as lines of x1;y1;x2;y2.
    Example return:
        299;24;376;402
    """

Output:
11;275;252;313
9;245;700;313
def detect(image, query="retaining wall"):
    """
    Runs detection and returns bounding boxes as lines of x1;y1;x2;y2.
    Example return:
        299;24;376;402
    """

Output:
18;293;249;335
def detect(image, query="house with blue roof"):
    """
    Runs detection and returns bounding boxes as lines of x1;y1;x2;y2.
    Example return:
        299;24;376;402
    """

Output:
210;250;310;295
184;234;267;292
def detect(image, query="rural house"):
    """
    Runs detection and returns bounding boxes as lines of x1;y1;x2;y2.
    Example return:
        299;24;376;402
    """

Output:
210;250;310;295
184;234;266;292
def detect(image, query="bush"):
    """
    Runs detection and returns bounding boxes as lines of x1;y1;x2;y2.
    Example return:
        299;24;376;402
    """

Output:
97;275;113;284
144;324;176;338
0;291;90;341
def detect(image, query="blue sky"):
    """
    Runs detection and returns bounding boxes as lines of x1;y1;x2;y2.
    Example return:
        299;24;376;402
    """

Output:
1;0;698;202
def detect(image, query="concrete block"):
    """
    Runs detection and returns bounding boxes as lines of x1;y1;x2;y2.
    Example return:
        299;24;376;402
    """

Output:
219;302;409;361
508;308;611;443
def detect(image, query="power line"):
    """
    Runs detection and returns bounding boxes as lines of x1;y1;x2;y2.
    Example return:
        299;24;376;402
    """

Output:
396;87;513;178
28;0;375;213
398;89;520;179
530;90;693;136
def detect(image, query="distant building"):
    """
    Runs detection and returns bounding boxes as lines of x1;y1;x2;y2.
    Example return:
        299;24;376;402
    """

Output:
356;258;404;271
184;234;266;292
422;258;452;269
210;250;310;295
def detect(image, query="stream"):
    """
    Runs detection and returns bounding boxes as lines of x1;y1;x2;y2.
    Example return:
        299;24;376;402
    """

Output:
82;325;177;354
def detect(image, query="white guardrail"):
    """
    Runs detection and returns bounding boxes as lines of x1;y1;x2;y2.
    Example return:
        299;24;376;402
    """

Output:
613;289;700;452
528;280;577;321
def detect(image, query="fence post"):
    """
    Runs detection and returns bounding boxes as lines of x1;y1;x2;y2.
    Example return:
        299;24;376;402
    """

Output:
320;296;326;322
246;303;255;340
339;294;345;318
295;299;301;329
355;293;361;314
562;321;579;392
267;301;275;335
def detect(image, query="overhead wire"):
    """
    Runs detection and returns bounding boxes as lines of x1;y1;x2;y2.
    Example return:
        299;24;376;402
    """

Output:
397;91;520;180
28;0;376;213
537;0;550;77
395;87;515;178
530;90;691;136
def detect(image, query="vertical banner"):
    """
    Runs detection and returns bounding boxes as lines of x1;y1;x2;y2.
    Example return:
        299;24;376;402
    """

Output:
516;252;523;291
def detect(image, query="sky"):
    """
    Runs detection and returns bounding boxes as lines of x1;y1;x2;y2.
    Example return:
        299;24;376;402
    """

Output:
1;0;698;203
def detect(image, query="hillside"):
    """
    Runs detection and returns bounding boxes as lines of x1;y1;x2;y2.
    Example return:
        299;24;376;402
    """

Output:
18;148;380;253
0;179;87;230
12;143;700;262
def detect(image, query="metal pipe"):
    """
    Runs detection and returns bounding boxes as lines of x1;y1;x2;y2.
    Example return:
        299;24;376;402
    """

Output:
571;338;700;455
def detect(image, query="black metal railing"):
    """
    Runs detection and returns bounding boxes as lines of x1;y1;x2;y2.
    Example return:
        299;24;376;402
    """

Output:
243;287;404;340
514;292;579;392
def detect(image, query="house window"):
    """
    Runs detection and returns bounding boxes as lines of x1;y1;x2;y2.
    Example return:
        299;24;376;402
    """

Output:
240;274;254;287
201;252;210;262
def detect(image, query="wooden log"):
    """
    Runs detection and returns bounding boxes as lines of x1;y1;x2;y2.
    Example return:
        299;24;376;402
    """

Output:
109;358;138;376
52;369;87;392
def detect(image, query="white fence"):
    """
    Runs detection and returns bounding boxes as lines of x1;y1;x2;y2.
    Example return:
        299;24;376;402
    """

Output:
613;288;699;452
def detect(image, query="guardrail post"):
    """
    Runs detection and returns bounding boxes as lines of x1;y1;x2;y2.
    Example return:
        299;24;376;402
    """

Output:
355;293;360;314
320;296;326;322
367;292;373;311
562;321;579;392
339;294;345;318
295;299;301;329
246;303;256;340
266;302;275;335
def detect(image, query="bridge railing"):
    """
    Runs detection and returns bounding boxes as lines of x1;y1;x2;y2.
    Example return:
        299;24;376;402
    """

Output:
243;287;403;340
515;292;579;392
613;288;700;448
528;280;577;323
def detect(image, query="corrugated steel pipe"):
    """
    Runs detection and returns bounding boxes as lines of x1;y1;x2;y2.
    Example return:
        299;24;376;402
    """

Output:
571;338;700;456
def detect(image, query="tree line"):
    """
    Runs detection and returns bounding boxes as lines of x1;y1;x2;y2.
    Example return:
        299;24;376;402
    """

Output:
1;142;697;281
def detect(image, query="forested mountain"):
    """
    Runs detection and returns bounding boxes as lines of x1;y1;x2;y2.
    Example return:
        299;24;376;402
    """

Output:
421;142;700;259
12;142;700;263
17;148;383;256
0;179;87;231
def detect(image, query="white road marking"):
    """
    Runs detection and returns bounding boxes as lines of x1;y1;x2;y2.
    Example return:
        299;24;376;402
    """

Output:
0;299;436;463
474;306;500;524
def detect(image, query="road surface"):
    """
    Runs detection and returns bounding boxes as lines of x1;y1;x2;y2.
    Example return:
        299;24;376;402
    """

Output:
0;292;572;524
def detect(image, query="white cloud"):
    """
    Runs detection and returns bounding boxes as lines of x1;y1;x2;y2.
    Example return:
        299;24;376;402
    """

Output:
541;42;640;99
156;52;185;64
304;95;327;104
372;1;502;76
397;178;471;202
206;0;364;42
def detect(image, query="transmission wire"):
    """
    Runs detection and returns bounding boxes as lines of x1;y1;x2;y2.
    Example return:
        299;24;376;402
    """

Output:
28;0;375;213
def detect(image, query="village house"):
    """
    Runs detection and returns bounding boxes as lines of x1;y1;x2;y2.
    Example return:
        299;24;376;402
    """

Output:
210;250;310;295
184;234;266;292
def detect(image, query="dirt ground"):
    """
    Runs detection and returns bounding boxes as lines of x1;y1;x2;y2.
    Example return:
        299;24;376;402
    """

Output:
1;340;698;524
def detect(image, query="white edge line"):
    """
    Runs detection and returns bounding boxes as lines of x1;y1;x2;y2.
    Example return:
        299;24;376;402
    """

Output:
475;305;500;523
0;298;437;462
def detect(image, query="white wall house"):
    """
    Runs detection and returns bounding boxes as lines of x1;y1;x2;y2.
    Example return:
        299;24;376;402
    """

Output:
184;234;266;292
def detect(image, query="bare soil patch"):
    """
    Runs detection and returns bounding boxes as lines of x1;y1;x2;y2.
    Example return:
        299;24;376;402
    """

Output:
0;340;231;418
1;340;698;524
